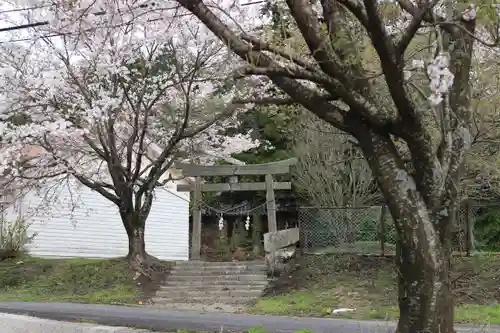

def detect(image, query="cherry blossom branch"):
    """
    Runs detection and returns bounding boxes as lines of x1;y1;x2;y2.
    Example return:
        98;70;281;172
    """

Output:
240;34;319;72
396;0;496;46
336;0;370;28
38;133;121;204
284;0;350;85
396;0;448;28
235;65;342;89
235;95;336;105
176;0;350;130
0;1;263;219
436;21;499;47
396;0;441;54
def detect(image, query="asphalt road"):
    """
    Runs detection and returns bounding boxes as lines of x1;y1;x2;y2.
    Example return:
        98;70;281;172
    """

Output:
0;312;152;333
0;302;496;333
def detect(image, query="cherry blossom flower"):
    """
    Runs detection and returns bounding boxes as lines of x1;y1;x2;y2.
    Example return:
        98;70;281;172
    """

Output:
0;0;260;211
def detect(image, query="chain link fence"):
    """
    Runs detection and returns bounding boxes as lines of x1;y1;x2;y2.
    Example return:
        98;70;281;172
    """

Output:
298;204;489;256
299;206;396;255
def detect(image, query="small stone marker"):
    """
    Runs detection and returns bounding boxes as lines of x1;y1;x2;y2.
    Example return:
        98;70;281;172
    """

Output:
331;308;356;315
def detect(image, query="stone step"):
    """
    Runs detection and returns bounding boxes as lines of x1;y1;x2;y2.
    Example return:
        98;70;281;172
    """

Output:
172;263;267;269
156;289;263;298
167;274;268;282
173;262;265;269
162;280;269;287
174;260;265;265
173;265;267;272
152;296;257;305
159;285;266;292
169;269;266;276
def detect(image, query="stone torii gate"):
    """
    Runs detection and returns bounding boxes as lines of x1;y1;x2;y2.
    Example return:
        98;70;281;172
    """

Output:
175;158;297;260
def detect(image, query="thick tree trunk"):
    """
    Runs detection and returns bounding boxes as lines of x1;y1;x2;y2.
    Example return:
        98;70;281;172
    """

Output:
397;180;457;333
392;199;456;333
123;213;151;278
127;225;156;278
352;126;457;333
127;226;147;261
396;237;454;333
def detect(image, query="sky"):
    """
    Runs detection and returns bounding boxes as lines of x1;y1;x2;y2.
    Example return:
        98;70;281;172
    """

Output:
0;0;265;45
0;2;32;43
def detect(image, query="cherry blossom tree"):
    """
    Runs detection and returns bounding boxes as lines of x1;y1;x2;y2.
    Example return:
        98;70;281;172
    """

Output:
0;1;259;272
173;0;499;332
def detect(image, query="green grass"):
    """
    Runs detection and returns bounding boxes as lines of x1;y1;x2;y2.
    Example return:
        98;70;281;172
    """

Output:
253;297;500;324
251;291;341;317
0;256;139;304
455;305;500;325
249;253;500;324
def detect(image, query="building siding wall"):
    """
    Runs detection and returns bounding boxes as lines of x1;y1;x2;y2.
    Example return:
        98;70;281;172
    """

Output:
4;181;189;261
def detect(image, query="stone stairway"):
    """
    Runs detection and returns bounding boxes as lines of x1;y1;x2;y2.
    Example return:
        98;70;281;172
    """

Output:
152;260;269;311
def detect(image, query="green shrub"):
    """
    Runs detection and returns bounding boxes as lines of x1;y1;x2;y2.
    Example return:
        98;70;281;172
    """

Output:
357;215;378;242
474;211;500;251
0;215;37;259
357;214;397;244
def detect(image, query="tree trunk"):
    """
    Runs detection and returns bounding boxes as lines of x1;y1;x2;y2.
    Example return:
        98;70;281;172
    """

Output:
353;127;456;333
391;194;455;333
123;213;151;277
395;181;457;333
396;236;454;333
128;226;147;261
397;246;454;333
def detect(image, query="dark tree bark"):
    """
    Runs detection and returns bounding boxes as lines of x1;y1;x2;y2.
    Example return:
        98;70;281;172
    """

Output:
128;228;146;259
121;207;157;279
352;124;457;333
173;0;490;332
125;215;147;261
120;190;153;263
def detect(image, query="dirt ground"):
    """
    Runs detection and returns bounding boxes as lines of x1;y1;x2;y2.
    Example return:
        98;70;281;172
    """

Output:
250;253;500;324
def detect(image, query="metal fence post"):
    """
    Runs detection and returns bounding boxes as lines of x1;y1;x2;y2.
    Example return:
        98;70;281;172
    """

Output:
379;205;387;256
465;201;474;257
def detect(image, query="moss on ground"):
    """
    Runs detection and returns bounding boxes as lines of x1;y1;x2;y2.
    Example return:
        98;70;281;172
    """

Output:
249;253;500;324
0;256;167;304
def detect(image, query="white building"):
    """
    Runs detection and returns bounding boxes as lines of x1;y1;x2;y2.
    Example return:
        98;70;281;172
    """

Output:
1;145;191;261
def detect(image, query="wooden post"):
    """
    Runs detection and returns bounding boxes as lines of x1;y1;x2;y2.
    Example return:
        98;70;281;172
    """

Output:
265;174;277;232
191;177;202;260
469;204;475;255
379;205;387;256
